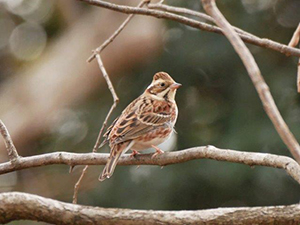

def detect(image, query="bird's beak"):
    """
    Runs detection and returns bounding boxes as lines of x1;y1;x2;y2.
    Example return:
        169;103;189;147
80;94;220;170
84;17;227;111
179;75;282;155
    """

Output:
170;82;182;90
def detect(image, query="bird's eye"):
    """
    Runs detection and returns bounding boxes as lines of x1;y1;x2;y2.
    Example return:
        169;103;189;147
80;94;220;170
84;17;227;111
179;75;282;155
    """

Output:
160;83;165;87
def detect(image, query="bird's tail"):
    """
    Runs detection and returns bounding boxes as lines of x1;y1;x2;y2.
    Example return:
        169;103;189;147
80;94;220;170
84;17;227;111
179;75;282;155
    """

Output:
99;141;134;181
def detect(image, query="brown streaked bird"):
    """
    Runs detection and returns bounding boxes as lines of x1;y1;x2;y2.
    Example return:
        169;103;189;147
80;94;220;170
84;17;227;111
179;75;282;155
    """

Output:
99;72;181;181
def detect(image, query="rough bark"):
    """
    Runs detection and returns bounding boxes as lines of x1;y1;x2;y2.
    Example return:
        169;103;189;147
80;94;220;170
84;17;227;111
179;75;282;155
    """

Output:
0;192;300;225
0;192;299;225
0;146;299;185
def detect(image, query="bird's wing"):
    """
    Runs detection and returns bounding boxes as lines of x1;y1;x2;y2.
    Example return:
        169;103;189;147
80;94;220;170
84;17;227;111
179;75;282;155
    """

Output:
109;97;172;145
99;116;119;149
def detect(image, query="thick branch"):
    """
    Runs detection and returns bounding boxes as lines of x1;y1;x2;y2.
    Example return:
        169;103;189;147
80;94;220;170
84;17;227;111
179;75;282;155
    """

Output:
77;0;300;58
201;0;300;163
0;146;299;184
0;120;19;161
0;192;299;224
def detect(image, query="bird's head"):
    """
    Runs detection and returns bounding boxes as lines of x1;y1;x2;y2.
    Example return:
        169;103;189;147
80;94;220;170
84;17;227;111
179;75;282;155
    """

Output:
145;72;181;102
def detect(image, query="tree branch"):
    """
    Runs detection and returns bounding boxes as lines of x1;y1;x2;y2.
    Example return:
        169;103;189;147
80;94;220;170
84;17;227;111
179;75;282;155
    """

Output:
0;192;299;224
77;0;300;58
288;23;300;92
0;120;19;162
92;54;119;153
146;2;256;39
87;0;148;62
73;39;120;204
201;0;300;163
0;146;299;184
288;23;300;48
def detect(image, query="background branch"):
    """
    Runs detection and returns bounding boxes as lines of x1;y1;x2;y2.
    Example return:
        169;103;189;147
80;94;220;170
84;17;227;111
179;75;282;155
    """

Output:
288;23;300;92
77;0;300;58
146;2;256;39
0;120;19;162
87;0;148;62
0;192;299;224
73;41;120;204
0;146;299;184
201;0;300;163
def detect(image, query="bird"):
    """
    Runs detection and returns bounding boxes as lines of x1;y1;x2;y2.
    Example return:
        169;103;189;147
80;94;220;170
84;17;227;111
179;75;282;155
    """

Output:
99;72;181;181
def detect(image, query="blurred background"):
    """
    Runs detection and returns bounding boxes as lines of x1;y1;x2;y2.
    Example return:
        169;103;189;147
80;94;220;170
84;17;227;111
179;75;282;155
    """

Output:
0;0;300;224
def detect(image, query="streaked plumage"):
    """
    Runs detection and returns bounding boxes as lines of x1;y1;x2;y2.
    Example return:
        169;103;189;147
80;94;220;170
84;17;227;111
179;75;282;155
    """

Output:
99;72;181;181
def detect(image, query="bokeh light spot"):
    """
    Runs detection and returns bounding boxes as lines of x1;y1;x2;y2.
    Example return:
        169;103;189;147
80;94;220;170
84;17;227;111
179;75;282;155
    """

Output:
9;22;47;61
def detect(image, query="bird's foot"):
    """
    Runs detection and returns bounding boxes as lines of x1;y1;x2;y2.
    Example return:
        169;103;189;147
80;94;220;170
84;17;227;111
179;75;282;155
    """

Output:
151;145;164;159
130;150;140;158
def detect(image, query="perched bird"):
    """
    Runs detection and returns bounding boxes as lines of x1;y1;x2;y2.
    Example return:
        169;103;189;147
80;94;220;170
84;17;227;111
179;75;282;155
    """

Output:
99;72;181;181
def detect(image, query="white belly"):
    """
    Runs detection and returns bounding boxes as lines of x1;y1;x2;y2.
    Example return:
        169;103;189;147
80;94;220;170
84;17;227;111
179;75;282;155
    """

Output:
131;136;168;151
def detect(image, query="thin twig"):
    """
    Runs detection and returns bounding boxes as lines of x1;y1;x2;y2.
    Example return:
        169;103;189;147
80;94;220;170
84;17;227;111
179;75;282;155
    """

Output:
73;42;120;204
201;0;300;163
1;192;300;224
147;2;215;23
87;0;148;62
91;54;119;154
288;23;300;92
1;146;300;185
0;120;19;162
77;0;300;58
72;165;89;204
72;96;118;203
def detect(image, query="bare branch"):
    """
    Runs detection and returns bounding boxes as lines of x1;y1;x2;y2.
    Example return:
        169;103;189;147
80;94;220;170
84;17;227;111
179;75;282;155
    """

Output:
72;164;89;204
0;120;19;162
146;2;256;39
0;192;300;224
0;146;299;184
201;0;300;163
91;54;119;154
77;0;300;58
94;54;119;116
87;0;148;62
288;23;300;93
147;2;215;23
288;23;300;48
74;26;121;203
73;54;119;203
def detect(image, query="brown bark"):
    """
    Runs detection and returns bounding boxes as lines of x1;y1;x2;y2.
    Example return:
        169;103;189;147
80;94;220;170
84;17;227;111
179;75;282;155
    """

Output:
0;146;299;185
0;192;299;225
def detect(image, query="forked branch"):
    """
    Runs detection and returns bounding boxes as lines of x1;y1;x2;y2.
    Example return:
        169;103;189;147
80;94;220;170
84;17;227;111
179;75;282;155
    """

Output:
73;54;119;204
73;0;150;203
87;0;149;62
77;0;300;57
